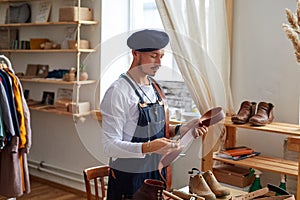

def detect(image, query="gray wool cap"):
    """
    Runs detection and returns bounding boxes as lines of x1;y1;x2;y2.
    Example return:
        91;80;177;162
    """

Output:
127;29;169;52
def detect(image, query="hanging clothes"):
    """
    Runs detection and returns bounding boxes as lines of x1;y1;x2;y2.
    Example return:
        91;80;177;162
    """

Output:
0;60;31;197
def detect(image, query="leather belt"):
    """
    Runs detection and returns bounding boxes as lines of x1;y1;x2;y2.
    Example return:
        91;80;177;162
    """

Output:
158;107;225;183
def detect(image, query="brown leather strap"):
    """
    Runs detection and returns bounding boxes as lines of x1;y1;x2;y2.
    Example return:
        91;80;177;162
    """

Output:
230;187;269;200
163;190;184;200
151;80;172;190
255;195;295;200
151;80;170;137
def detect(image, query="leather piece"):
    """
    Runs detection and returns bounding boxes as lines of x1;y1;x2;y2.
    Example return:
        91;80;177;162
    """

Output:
157;107;225;184
179;107;225;146
255;195;295;200
172;189;205;200
249;102;274;126
202;170;230;197
231;101;257;124
163;190;184;200
230;184;294;200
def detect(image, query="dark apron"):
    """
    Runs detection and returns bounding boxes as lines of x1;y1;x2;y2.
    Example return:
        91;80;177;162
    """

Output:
107;74;167;200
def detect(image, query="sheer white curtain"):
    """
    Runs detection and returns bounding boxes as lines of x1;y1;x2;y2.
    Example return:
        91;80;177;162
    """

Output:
155;0;233;182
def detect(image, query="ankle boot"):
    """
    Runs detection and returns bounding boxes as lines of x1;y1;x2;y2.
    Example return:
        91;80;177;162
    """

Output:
231;101;257;124
202;170;230;197
249;102;274;126
189;174;216;200
133;179;164;200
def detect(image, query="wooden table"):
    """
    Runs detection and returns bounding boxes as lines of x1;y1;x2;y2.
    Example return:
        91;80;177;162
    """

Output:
177;185;247;200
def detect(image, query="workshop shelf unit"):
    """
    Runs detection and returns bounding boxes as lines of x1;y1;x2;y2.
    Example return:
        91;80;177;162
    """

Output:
0;0;99;117
203;116;300;199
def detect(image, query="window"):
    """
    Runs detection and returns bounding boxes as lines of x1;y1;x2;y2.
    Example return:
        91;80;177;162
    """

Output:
100;0;182;100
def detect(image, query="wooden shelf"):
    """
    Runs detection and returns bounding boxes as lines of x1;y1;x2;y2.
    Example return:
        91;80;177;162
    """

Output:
224;116;300;137
213;154;298;177
91;110;102;121
0;21;98;27
29;105;91;117
0;0;44;2
178;185;247;200
0;49;96;53
204;116;300;199
20;78;97;85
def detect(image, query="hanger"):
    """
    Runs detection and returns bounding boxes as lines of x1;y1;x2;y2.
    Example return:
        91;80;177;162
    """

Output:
0;55;12;70
0;55;15;74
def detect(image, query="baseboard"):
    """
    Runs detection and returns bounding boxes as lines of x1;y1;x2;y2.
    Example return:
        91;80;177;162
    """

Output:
30;175;86;198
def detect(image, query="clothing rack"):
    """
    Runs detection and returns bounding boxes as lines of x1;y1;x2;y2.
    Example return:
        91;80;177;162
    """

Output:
0;55;31;197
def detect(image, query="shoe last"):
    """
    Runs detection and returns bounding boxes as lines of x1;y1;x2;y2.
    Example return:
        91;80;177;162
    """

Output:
231;101;257;124
202;170;230;197
189;172;216;200
249;102;274;126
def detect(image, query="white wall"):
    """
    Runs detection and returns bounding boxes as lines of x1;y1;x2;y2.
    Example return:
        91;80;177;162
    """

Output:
231;0;300;185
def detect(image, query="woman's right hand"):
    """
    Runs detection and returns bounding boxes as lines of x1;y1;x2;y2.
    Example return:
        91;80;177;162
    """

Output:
142;138;181;155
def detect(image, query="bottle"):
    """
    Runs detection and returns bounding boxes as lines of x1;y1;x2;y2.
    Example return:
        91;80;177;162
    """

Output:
276;174;287;195
249;169;262;192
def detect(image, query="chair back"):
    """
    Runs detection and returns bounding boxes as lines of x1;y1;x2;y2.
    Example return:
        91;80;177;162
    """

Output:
83;165;110;200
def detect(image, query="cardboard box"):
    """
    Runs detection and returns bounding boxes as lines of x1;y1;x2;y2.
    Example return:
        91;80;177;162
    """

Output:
68;39;89;49
68;102;90;114
213;165;254;188
30;38;49;49
59;7;93;21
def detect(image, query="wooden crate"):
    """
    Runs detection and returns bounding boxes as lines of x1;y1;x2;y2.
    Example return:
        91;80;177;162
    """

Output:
59;7;93;21
213;165;254;188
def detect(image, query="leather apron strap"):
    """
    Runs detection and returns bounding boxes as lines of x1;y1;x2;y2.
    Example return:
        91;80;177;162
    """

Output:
151;79;172;191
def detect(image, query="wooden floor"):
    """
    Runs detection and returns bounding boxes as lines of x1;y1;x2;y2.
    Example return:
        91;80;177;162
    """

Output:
0;176;86;200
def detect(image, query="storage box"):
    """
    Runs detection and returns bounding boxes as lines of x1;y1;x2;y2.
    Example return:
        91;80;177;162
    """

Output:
213;165;254;188
55;99;72;112
68;40;89;49
68;102;90;114
30;38;49;49
59;7;93;21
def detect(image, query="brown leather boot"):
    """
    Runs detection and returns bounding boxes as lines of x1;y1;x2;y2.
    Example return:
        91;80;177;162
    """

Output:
202;170;230;197
133;179;164;200
249;102;274;126
231;101;257;124
189;174;216;200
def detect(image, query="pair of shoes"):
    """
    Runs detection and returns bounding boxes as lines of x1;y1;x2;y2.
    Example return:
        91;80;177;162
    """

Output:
231;101;274;126
188;168;230;200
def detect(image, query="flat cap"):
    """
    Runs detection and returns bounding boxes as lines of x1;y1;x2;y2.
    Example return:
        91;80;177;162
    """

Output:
127;29;169;52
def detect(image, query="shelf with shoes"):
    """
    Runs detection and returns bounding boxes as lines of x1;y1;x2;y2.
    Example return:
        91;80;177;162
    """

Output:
203;115;300;199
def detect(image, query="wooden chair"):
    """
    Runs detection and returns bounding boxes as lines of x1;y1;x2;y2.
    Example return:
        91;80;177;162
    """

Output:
83;165;110;200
